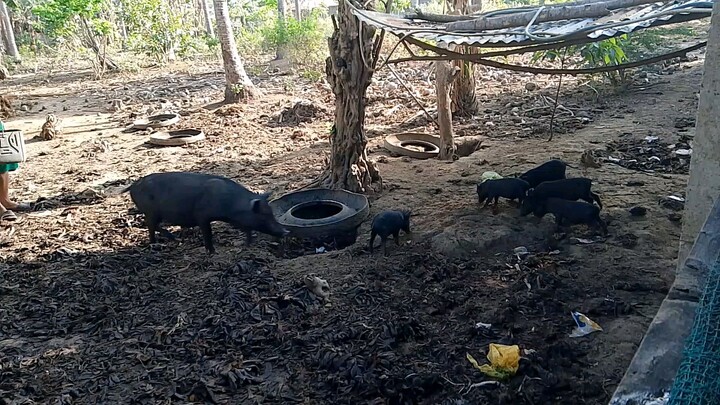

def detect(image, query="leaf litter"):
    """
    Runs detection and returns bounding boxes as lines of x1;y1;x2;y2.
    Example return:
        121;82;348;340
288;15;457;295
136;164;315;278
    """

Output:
0;51;695;404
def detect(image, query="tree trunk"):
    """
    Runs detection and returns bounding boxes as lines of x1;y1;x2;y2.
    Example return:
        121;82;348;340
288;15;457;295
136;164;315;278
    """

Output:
294;0;301;21
213;0;260;102
200;0;214;38
436;60;460;160
294;0;301;20
448;0;478;117
114;0;128;48
0;19;6;54
78;16;119;71
447;0;661;32
0;1;19;60
324;0;381;192
451;53;478;117
276;0;289;60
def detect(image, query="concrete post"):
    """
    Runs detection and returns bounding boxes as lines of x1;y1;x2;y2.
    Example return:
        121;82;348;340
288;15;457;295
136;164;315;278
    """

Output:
677;0;720;269
610;4;720;403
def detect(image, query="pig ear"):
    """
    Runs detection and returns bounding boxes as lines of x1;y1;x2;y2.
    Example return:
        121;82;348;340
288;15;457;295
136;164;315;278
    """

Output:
250;199;262;212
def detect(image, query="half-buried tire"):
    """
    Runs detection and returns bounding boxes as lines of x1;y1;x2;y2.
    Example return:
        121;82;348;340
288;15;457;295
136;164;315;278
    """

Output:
132;113;181;130
384;132;441;159
148;129;205;146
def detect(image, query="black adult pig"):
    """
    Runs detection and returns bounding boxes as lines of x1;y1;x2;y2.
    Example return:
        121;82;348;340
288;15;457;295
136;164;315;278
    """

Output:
123;172;289;253
519;159;568;188
520;178;602;216
477;178;530;208
533;197;608;235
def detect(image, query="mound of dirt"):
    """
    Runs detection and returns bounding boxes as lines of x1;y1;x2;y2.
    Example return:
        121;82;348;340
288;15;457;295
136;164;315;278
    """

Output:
214;105;245;117
273;99;327;126
431;215;552;259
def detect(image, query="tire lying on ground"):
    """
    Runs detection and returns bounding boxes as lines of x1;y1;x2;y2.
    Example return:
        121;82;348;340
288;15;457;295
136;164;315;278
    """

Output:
269;189;370;239
132;113;181;130
148;129;205;146
384;133;441;159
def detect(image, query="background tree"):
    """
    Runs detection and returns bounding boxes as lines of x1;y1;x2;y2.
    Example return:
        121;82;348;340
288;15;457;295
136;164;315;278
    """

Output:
448;0;478;117
120;0;192;63
199;0;214;37
323;0;382;192
112;0;128;48
0;0;20;60
33;0;119;72
275;0;288;59
0;54;8;79
213;0;259;102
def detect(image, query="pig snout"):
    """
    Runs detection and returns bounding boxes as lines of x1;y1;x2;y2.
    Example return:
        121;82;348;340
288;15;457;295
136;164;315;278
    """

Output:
260;218;290;238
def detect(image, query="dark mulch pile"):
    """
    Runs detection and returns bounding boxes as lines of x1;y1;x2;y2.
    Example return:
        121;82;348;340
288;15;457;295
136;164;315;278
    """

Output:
0;238;644;404
593;134;692;174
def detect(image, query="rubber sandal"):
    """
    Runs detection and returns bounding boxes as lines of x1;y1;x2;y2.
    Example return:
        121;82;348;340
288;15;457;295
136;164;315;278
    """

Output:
12;203;32;212
1;210;17;222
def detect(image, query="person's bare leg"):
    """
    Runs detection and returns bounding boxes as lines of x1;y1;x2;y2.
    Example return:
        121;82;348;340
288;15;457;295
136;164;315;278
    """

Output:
0;172;18;209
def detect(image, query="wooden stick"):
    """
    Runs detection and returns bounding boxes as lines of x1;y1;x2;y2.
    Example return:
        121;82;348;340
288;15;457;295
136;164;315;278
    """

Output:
436;60;460;160
548;48;567;142
387;64;439;127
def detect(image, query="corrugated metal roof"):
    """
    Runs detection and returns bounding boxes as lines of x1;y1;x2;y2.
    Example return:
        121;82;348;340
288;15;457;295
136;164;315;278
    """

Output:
351;0;712;48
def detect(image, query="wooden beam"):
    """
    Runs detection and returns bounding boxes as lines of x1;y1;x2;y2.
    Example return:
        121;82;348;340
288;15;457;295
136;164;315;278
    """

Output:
447;0;664;32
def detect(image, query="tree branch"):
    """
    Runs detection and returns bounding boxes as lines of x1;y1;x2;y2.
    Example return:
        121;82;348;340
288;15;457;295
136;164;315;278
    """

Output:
390;38;707;76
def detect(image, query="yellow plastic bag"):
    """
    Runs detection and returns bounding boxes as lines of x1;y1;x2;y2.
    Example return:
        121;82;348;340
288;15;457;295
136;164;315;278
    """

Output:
467;343;521;379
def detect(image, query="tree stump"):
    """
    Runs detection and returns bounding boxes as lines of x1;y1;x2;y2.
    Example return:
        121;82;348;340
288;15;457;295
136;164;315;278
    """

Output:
323;0;381;193
436;61;460;160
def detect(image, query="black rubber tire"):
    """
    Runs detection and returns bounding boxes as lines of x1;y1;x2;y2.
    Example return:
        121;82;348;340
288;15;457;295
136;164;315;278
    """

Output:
148;129;205;146
132;113;181;130
270;189;370;239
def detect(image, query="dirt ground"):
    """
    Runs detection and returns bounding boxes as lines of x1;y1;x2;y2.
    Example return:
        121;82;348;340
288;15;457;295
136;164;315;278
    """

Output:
0;25;707;404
